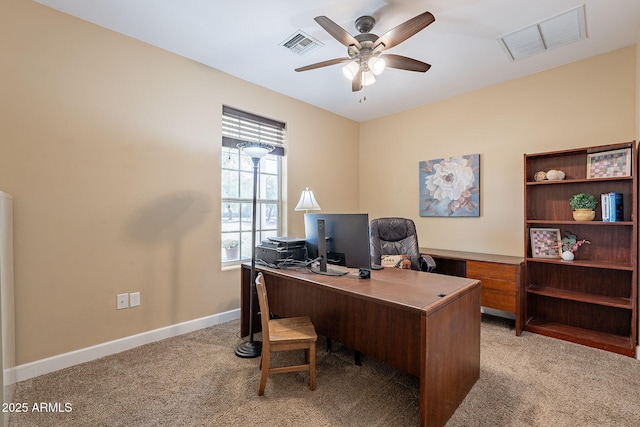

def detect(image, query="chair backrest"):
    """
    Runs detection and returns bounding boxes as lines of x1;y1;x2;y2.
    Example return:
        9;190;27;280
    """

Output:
255;273;270;347
370;217;422;270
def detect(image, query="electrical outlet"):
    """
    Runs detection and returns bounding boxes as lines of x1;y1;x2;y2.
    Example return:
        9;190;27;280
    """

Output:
130;292;140;307
117;293;129;310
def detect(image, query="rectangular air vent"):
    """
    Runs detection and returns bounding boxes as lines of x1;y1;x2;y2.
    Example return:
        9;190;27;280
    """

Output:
280;30;323;56
499;4;587;61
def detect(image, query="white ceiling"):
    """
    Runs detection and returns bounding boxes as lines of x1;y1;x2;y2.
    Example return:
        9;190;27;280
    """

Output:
35;0;640;122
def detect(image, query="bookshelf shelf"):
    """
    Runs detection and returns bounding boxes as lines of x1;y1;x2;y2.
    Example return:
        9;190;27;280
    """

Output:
524;319;633;354
525;257;634;271
527;285;633;309
524;142;637;357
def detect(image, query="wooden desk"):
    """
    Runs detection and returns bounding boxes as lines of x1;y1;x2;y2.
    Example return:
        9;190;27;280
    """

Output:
240;264;481;427
421;248;524;335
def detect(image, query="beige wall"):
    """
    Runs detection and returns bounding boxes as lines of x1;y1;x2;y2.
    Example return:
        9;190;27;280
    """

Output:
0;0;359;364
360;46;637;256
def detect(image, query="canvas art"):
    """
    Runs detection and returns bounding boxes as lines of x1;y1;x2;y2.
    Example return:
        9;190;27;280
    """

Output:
419;154;480;217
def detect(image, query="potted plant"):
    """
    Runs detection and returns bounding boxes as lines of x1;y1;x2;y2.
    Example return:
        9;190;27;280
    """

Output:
222;239;239;260
560;231;591;261
569;193;597;221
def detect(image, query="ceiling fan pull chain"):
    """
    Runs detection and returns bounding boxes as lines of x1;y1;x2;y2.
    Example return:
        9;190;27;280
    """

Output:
359;86;367;103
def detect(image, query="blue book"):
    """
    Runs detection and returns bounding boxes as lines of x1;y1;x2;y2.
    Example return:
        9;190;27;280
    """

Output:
608;192;623;222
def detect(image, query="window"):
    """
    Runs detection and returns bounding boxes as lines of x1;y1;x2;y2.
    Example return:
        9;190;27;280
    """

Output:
221;106;285;264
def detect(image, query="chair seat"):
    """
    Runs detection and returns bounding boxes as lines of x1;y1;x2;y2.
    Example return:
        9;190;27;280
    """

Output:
269;317;317;344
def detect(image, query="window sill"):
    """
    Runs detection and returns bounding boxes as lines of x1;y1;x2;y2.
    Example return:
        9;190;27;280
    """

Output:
221;262;244;272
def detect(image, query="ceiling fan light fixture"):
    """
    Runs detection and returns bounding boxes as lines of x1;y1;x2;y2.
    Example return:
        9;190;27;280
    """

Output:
298;11;435;92
342;60;360;80
362;69;376;86
368;56;386;75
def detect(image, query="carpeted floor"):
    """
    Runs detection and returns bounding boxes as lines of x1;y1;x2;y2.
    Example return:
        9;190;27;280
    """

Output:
9;315;640;426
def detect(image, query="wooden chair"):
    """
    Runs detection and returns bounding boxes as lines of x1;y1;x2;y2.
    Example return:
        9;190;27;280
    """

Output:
255;273;317;396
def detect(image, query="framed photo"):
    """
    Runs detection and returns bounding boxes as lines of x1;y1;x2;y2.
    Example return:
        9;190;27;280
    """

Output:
587;148;631;179
530;228;561;258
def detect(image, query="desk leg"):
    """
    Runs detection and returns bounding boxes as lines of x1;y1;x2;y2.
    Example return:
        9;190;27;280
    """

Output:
419;283;481;427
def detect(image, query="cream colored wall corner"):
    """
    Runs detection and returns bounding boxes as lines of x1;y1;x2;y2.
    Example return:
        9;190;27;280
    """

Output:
0;0;358;365
360;46;637;257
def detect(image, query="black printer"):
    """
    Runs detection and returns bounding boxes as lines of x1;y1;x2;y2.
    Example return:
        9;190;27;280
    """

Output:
255;236;307;264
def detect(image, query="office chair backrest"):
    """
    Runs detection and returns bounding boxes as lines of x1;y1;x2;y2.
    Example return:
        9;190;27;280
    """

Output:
370;217;424;271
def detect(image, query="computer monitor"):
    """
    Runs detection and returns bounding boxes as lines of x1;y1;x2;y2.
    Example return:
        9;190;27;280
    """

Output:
304;213;371;273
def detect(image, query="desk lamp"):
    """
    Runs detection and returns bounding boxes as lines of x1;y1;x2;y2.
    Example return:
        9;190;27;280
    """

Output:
235;141;274;358
294;188;321;213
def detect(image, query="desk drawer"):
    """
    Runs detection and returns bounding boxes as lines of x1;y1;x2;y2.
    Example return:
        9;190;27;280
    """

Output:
477;278;516;312
467;261;516;281
467;261;517;313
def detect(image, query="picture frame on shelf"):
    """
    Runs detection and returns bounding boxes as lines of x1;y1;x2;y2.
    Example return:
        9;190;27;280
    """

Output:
587;148;632;179
530;228;561;258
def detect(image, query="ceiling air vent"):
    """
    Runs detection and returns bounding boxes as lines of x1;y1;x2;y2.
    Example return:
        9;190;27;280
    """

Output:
499;4;587;61
280;30;323;56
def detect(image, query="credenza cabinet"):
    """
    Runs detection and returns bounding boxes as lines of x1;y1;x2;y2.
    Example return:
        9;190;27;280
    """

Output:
422;248;524;335
524;142;637;357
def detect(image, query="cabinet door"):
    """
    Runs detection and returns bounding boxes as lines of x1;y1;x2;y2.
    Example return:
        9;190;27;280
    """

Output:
467;261;516;313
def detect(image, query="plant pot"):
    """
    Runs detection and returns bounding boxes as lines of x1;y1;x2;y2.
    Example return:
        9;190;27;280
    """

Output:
225;247;239;260
561;251;574;261
572;209;595;221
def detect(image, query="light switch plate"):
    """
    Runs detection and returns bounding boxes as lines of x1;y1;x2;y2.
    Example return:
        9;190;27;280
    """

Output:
130;292;140;307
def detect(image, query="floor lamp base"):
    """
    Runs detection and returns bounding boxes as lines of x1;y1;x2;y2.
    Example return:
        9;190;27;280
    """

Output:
235;340;262;358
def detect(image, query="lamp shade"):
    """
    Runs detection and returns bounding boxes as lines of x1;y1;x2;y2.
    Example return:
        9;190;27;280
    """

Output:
237;142;275;158
342;60;360;81
295;188;321;212
368;56;386;75
362;69;376;86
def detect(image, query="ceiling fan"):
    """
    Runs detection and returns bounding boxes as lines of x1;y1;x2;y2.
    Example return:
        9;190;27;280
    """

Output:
295;11;435;92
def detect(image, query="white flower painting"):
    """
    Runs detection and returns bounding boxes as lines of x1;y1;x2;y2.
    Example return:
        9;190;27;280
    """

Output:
419;154;480;217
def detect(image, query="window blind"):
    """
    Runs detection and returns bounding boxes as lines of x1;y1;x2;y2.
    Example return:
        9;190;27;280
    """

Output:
222;106;286;156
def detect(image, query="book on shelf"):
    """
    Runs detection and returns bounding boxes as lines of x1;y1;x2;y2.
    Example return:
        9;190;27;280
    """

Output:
608;192;623;222
601;193;609;222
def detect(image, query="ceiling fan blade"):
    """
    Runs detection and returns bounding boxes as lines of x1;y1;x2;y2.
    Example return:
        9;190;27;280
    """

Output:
374;11;435;50
381;54;431;72
295;57;351;72
315;16;362;49
352;71;363;92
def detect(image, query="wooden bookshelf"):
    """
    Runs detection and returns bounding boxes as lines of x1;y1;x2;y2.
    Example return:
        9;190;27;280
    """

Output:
524;142;637;357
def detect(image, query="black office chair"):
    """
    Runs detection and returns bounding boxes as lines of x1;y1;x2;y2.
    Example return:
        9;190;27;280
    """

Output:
370;217;436;272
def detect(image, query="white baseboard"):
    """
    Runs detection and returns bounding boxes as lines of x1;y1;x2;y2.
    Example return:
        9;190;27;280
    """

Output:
12;309;240;383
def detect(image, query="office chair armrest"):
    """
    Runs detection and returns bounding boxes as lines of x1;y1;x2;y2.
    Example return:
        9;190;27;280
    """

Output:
419;254;436;272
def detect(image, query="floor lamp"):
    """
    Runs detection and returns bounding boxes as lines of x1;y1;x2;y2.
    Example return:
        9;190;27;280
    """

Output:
235;141;274;358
